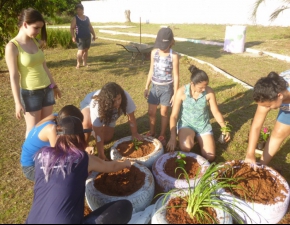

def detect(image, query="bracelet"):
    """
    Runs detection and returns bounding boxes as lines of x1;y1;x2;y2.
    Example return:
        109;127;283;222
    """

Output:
49;84;58;89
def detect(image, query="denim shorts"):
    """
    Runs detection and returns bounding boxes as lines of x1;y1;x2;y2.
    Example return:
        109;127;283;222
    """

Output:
77;37;91;50
20;86;55;112
277;110;290;125
147;83;173;107
22;165;35;181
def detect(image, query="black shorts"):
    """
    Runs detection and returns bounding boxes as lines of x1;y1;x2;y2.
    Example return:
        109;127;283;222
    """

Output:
77;37;91;50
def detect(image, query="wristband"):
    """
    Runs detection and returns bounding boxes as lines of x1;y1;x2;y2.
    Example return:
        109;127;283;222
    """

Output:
49;84;58;89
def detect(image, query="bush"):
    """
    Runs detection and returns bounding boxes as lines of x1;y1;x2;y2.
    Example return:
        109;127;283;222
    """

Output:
46;29;75;49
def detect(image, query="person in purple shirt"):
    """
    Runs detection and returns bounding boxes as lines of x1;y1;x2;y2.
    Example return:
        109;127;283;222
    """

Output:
26;116;133;224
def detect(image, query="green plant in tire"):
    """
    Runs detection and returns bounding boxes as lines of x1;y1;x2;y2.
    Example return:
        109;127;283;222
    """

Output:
157;162;247;223
132;138;143;150
175;151;186;169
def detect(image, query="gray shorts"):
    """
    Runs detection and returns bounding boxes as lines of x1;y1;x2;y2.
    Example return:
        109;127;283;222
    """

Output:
77;37;91;50
20;86;55;112
147;83;173;107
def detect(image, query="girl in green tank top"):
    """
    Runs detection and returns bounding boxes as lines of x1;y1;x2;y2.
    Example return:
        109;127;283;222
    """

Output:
167;65;230;162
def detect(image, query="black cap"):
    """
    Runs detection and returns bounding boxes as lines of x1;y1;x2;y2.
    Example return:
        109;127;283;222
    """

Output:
154;27;174;50
57;116;84;135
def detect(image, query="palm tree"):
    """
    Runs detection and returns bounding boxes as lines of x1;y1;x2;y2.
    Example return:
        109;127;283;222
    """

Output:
251;0;290;22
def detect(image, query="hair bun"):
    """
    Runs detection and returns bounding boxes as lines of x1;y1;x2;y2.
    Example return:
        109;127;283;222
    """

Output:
188;65;199;74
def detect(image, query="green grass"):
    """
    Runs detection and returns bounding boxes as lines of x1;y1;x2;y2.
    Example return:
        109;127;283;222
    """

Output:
1;23;290;223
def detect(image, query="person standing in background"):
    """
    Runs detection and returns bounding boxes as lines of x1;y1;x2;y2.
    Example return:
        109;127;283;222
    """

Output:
5;8;61;138
70;3;96;69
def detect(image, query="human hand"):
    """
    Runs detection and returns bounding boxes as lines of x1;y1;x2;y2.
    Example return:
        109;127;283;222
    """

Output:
15;103;25;119
53;88;62;99
72;37;76;43
98;152;109;161
85;146;94;155
124;159;132;169
224;132;231;142
166;137;176;153
170;95;175;107
132;133;144;141
244;154;257;171
144;89;149;99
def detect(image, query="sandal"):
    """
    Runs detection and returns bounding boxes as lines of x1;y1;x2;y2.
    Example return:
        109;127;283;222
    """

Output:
158;135;166;146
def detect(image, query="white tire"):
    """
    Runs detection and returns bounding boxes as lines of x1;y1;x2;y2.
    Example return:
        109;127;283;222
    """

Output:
110;136;164;169
218;161;290;224
85;162;155;213
152;152;210;192
151;189;233;224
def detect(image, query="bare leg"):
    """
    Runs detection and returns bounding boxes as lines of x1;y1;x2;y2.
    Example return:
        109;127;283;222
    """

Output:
178;128;195;152
197;134;215;162
41;105;53;120
148;104;158;136
76;50;84;68
159;105;169;137
81;108;92;144
24;110;42;138
261;121;290;165
82;49;89;66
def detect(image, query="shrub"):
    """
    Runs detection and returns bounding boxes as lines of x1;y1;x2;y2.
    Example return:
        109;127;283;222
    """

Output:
46;29;75;49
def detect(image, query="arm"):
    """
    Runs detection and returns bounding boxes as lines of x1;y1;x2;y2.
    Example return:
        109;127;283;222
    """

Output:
167;87;184;152
93;125;107;160
88;154;131;174
245;105;269;164
88;18;96;41
5;42;24;119
127;111;143;140
170;53;180;106
70;17;77;43
43;60;61;99
144;50;155;99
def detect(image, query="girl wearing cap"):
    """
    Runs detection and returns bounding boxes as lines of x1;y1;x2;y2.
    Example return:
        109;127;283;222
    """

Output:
26;116;133;224
5;8;61;138
144;27;180;146
21;105;90;181
81;82;143;160
245;70;290;167
167;65;230;162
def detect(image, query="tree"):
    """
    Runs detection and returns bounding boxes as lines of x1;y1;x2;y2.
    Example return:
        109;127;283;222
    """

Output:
251;0;290;23
0;0;80;58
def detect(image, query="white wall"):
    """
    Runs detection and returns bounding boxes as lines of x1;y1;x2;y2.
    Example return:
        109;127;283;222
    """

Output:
82;0;290;26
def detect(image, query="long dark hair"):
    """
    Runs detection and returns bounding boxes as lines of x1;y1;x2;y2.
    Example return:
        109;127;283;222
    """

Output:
189;65;209;84
18;8;47;42
92;82;127;125
253;72;288;102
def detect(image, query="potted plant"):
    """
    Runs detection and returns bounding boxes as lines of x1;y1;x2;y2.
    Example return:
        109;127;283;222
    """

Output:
152;152;210;192
152;162;246;224
218;121;232;144
110;136;164;169
257;127;270;150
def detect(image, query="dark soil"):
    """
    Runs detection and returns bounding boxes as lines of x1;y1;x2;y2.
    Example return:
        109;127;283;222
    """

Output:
116;140;155;158
94;165;145;196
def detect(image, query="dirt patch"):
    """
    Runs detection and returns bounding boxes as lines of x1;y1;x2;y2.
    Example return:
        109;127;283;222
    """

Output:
164;156;201;179
94;165;145;196
166;197;218;224
219;160;287;204
116;140;155;158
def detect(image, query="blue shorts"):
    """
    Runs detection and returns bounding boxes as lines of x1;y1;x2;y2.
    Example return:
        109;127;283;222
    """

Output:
277;110;290;125
22;165;35;181
77;37;91;50
20;86;55;112
147;83;173;107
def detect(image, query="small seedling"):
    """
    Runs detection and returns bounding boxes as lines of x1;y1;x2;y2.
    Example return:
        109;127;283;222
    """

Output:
175;151;186;169
132;138;143;150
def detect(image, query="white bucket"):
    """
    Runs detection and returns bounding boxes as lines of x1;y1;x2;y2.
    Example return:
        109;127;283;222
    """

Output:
223;25;246;53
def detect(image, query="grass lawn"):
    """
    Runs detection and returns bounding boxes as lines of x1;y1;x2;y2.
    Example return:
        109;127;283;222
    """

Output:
1;23;290;223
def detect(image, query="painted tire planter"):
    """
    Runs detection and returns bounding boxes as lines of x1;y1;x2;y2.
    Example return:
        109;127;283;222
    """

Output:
151;189;233;224
110;136;164;169
85;162;155;213
152;152;210;192
217;160;290;224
